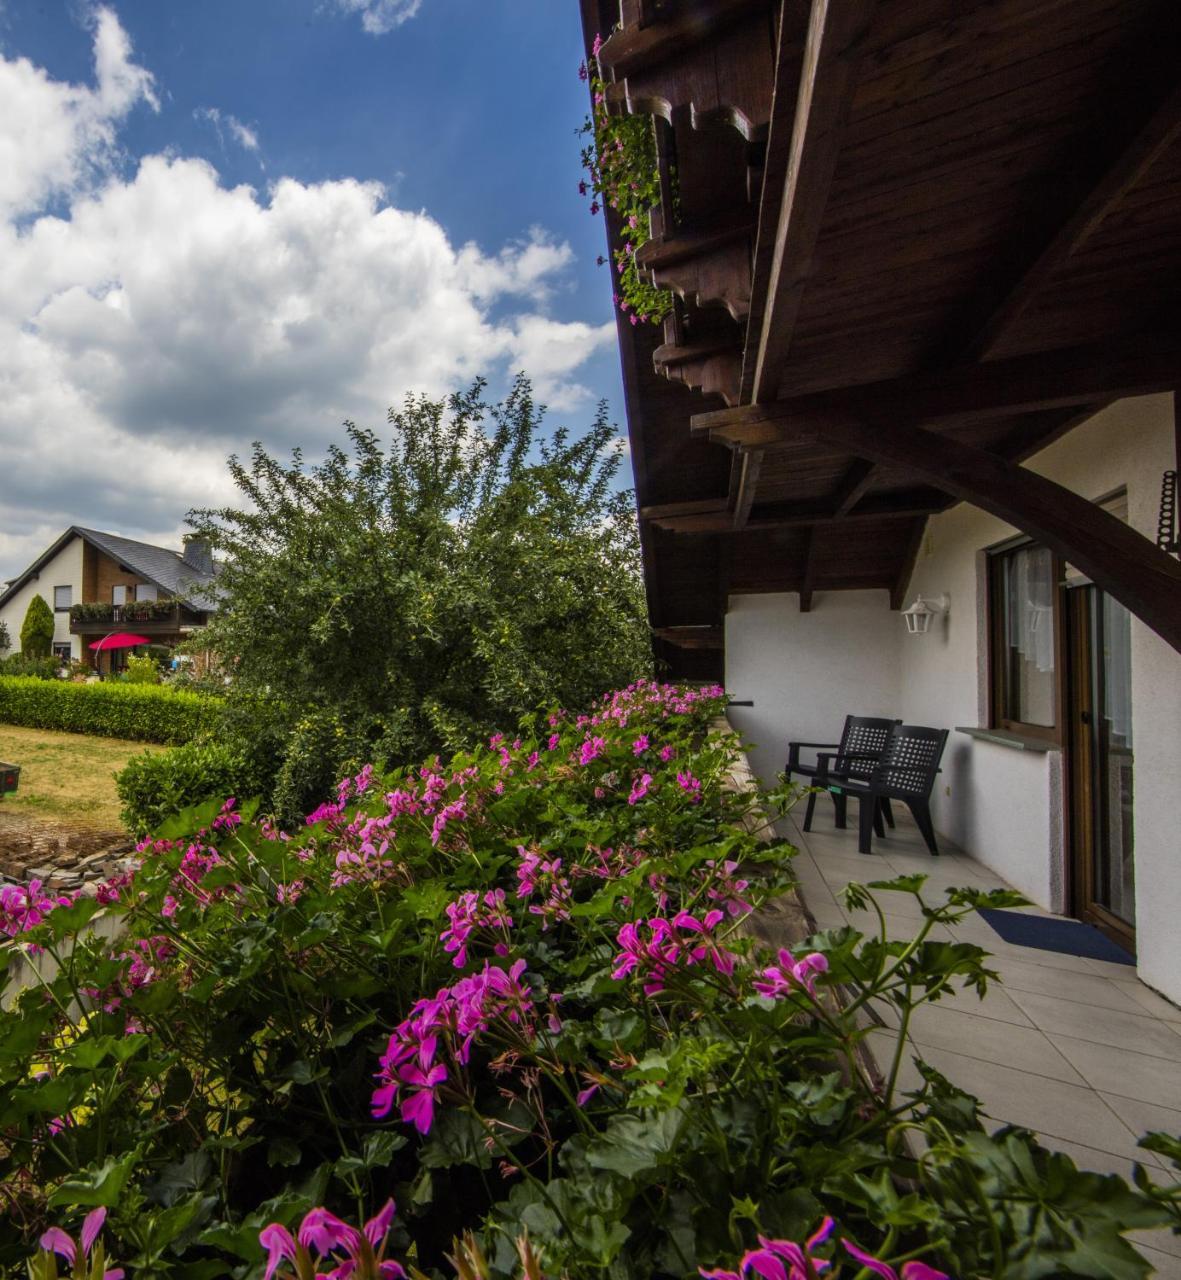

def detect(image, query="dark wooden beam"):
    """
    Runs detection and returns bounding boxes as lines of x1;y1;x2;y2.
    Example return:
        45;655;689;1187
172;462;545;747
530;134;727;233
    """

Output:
598;0;770;82
799;528;818;611
693;334;1181;447
640;497;730;522
705;410;1181;652
647;492;943;533
960;82;1181;364
739;0;805;403
731;449;763;528
749;0;878;403
831;458;877;516
890;518;927;611
652;625;725;650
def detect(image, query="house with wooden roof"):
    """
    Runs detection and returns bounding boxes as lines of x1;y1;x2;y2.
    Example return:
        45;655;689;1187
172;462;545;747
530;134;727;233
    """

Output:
578;0;1181;1004
0;527;219;671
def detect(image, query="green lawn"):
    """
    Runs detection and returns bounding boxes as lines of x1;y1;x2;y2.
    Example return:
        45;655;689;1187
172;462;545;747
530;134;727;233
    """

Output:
0;724;161;830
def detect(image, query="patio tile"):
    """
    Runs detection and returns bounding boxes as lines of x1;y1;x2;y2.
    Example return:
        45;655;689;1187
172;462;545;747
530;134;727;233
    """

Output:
1098;1094;1181;1156
804;901;848;930
903;1004;1085;1083
1135;1244;1181;1278
1047;1035;1181;1110
1033;1134;1152;1181
928;983;1037;1027
1008;990;1181;1060
1129;1227;1181;1262
909;1047;1147;1159
985;955;1142;1012
1080;955;1145;979
1114;980;1181;1022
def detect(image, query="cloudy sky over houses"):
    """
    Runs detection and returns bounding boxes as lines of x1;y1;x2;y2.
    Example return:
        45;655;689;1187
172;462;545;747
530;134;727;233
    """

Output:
0;1;622;579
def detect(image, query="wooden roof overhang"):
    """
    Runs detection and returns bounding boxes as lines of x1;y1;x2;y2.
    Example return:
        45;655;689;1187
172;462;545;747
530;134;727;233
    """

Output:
578;0;1181;677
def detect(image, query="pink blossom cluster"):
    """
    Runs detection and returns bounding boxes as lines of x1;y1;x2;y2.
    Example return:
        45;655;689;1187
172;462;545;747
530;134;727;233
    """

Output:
372;959;538;1134
703;859;753;917
612;910;737;995
0;878;75;939
38;1207;123;1280
514;848;572;929
331;811;397;886
700;1217;949;1280
753;947;829;1000
121;935;176;992
260;1200;404;1280
441;888;514;967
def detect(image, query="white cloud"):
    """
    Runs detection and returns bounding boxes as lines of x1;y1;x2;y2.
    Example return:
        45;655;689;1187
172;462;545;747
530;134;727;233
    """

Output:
333;0;423;36
0;5;157;217
0;11;610;579
195;106;261;155
505;315;616;411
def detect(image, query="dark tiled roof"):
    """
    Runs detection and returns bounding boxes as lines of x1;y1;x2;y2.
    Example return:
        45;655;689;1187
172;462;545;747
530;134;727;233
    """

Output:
0;527;221;612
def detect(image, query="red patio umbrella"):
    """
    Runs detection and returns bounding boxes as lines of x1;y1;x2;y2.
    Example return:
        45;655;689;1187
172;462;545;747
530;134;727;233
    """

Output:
88;633;152;651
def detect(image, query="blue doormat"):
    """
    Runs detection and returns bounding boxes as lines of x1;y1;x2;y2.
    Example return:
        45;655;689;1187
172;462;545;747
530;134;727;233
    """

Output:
976;909;1135;965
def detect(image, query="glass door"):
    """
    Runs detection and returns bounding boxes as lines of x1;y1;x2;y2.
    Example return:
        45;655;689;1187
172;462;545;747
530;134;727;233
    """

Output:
1067;586;1135;952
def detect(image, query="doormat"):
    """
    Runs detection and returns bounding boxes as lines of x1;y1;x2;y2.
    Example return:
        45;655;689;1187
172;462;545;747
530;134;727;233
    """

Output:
976;908;1135;965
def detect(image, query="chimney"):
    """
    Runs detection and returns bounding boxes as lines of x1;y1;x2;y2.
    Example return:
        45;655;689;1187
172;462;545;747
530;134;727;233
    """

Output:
182;534;214;576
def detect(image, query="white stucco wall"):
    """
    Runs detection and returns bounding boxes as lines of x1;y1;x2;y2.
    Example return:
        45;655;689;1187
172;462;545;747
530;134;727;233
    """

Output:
725;394;1181;1002
0;536;82;660
724;590;902;787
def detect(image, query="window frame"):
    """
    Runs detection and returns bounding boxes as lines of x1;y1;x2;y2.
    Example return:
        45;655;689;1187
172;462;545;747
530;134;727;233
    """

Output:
53;585;72;612
52;642;72;662
111;585;128;606
987;536;1065;744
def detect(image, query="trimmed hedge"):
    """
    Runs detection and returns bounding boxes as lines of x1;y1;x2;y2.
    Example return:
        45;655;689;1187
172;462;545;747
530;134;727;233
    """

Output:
0;676;219;744
116;740;257;833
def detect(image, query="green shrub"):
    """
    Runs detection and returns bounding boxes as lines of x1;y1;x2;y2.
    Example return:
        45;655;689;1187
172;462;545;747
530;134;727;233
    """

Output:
0;675;218;743
124;653;161;684
20;593;55;657
0;653;61;680
0;618;9;652
115;739;255;833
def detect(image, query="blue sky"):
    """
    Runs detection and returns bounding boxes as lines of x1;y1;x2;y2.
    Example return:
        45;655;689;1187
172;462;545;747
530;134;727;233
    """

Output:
0;0;626;578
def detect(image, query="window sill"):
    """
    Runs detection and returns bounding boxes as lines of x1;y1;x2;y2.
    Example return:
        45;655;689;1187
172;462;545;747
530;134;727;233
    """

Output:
955;726;1059;753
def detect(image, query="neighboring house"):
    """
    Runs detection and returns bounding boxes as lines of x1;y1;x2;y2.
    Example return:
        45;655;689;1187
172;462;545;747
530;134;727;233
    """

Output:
579;1;1181;1003
0;528;219;670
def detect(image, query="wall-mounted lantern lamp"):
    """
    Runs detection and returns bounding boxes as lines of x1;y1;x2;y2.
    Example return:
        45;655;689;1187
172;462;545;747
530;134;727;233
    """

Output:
901;592;949;635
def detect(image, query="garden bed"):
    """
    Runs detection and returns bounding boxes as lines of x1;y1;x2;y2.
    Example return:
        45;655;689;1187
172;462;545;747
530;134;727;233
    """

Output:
2;683;1176;1278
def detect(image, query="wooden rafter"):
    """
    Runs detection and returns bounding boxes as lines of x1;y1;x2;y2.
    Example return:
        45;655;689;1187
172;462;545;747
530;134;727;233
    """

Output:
959;81;1181;363
699;410;1181;652
799;528;819;611
731;449;763;528
597;0;769;81
889;518;927;611
644;492;946;533
693;334;1181;447
749;0;878;404
830;458;876;516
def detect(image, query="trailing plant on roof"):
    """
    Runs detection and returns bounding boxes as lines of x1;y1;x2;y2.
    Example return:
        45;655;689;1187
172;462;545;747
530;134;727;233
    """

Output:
578;35;674;327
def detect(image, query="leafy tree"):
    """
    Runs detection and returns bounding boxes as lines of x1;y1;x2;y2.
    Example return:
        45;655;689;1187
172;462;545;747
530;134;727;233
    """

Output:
188;375;652;816
0;619;9;652
19;593;54;658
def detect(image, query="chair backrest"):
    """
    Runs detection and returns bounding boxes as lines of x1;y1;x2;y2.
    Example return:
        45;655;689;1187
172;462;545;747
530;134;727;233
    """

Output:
837;716;901;779
872;725;949;797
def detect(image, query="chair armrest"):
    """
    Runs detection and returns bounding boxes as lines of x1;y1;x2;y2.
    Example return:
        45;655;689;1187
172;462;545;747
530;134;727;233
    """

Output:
786;741;839;770
815;751;882;785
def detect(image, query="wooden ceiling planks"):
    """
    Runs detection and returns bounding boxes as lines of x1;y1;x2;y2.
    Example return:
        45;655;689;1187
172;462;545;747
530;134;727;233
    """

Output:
579;0;1181;673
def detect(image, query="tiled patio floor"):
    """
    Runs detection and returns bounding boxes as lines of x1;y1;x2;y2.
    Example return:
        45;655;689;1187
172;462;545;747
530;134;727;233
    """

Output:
779;802;1181;1277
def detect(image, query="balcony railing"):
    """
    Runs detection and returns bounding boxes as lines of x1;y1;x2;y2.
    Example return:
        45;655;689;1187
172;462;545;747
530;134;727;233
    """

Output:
68;601;207;633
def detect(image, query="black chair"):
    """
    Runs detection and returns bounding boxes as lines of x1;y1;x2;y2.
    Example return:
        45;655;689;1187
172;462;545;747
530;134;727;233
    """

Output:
815;724;949;856
785;716;899;834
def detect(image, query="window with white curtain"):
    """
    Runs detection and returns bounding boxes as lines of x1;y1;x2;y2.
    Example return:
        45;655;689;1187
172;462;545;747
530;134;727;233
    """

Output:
990;541;1058;735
